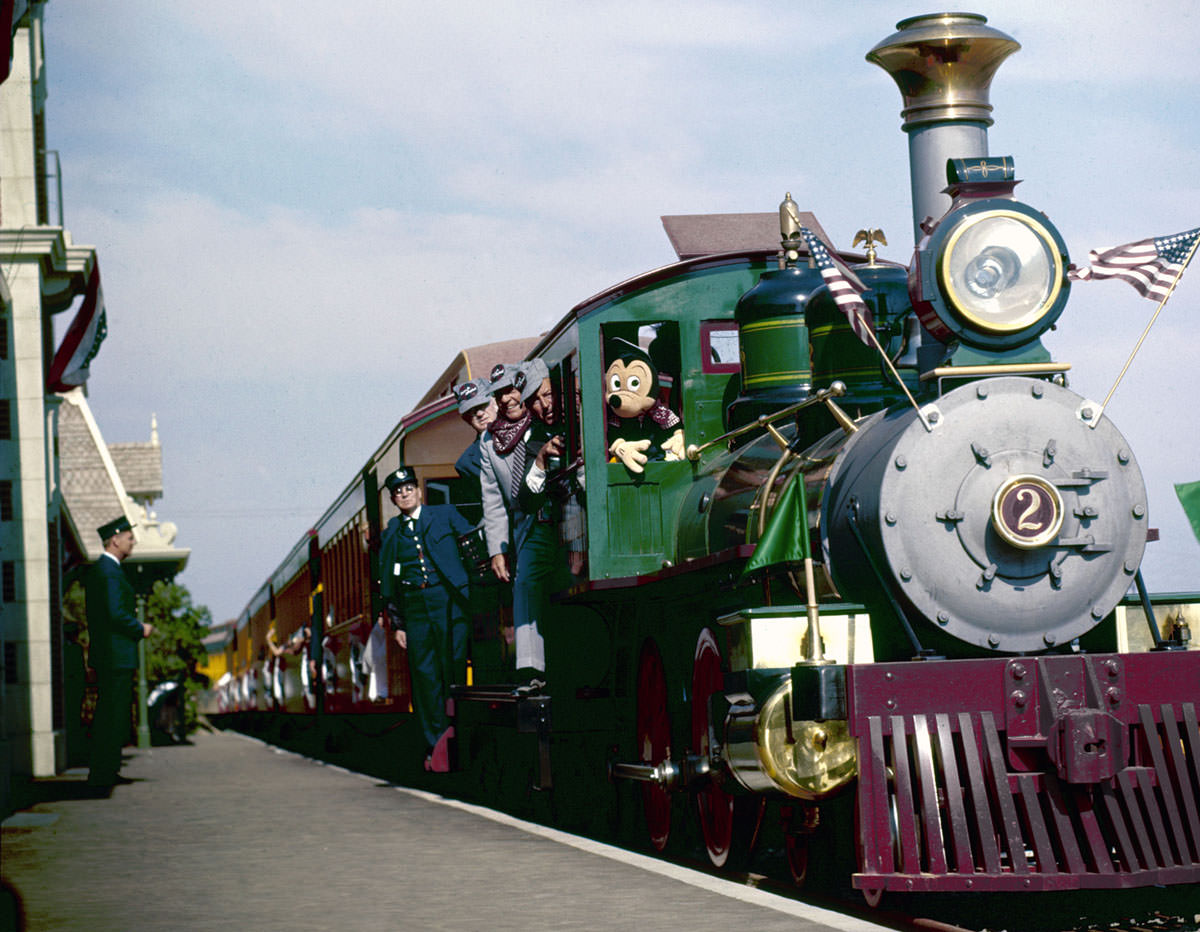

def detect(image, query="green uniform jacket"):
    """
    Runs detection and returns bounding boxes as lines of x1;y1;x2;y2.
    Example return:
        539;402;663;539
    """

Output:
86;555;144;671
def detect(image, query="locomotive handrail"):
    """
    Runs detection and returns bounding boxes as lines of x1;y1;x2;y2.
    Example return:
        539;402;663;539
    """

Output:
684;381;853;462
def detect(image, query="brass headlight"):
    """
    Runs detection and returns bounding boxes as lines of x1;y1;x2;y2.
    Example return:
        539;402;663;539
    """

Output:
913;197;1070;351
942;210;1062;331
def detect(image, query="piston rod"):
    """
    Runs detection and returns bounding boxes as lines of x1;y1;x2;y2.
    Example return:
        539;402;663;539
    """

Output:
609;754;712;790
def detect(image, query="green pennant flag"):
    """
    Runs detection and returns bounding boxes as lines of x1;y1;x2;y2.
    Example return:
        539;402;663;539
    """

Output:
1175;481;1200;544
743;471;810;577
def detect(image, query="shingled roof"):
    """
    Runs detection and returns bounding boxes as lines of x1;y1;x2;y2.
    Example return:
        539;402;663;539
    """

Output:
107;440;162;502
58;392;130;561
58;390;189;571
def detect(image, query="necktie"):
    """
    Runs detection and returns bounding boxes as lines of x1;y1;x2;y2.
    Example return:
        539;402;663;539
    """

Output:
510;436;526;500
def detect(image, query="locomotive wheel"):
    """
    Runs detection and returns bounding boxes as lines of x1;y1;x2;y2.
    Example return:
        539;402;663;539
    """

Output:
780;804;817;887
691;628;763;869
636;638;672;852
785;832;809;886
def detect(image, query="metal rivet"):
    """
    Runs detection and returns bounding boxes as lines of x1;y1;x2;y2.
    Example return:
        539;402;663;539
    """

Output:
885;698;896;710
1132;503;1145;518
894;455;907;470
1081;407;1094;420
885;672;894;681
1104;659;1120;677
1011;663;1026;680
1031;384;1044;398
977;385;989;399
900;567;912;581
988;633;1000;647
1106;687;1121;705
937;611;949;626
1117;449;1130;465
1043;633;1056;646
1012;690;1027;707
1092;606;1105;619
885;512;897;526
1124;560;1137;575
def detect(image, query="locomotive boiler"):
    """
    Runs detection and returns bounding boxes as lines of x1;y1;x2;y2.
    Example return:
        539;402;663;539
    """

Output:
212;10;1200;912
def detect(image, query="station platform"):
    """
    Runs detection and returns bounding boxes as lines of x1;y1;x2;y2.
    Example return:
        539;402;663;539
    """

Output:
1;728;893;932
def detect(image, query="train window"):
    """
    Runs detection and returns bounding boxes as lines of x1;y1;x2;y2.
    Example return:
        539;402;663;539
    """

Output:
701;321;740;374
601;322;685;469
545;354;588;578
424;480;451;507
552;355;580;463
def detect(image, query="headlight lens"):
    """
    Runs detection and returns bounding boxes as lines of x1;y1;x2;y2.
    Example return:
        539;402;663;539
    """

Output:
941;211;1063;333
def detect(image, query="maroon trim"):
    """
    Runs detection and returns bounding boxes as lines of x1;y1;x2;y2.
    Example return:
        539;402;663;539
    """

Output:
564;545;756;595
699;320;741;374
849;651;1200;893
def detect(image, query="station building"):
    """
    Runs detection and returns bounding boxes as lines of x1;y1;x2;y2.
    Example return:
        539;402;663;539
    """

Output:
0;2;188;815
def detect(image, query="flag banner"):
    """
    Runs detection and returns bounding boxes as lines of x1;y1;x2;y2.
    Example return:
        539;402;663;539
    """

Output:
1068;227;1200;301
743;471;810;576
799;226;875;345
0;1;28;85
1175;481;1200;546
47;263;107;392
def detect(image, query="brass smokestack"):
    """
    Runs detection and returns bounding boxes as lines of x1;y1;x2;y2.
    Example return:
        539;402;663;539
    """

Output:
867;12;1020;243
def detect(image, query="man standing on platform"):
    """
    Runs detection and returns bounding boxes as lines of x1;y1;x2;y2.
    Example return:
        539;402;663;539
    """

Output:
378;467;472;771
86;516;154;789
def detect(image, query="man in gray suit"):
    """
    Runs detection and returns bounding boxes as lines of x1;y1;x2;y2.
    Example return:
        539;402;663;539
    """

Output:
480;361;563;688
86;516;154;788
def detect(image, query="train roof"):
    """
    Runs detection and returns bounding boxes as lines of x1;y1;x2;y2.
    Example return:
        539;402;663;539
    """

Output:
660;211;830;260
413;336;542;409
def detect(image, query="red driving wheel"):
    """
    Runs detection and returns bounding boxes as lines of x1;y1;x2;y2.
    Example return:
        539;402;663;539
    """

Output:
636;639;672;851
691;628;763;868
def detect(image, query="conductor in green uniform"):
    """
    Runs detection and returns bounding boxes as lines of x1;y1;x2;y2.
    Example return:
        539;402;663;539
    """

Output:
87;516;154;788
378;467;472;771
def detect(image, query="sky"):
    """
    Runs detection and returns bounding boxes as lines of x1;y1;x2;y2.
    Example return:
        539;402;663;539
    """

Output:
42;1;1200;624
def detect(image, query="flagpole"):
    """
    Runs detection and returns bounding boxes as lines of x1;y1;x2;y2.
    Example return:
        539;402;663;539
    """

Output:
861;319;937;430
1096;231;1200;417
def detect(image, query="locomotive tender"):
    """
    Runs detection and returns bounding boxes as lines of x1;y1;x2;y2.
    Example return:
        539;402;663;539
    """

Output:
214;12;1200;905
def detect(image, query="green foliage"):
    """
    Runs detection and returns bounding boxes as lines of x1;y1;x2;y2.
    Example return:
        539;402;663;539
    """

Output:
142;580;213;734
144;580;211;680
62;577;87;645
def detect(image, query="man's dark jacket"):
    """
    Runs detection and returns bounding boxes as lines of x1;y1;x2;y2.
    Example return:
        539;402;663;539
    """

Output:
86;555;143;671
378;505;472;621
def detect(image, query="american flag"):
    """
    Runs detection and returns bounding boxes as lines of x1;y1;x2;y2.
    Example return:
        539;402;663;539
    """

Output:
1068;227;1200;301
799;227;875;345
47;263;107;392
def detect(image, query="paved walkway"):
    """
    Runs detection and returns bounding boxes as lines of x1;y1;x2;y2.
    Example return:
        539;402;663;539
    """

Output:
2;729;892;932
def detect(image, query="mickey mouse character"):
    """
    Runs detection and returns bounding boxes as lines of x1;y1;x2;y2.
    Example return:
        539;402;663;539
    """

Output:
604;338;685;474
